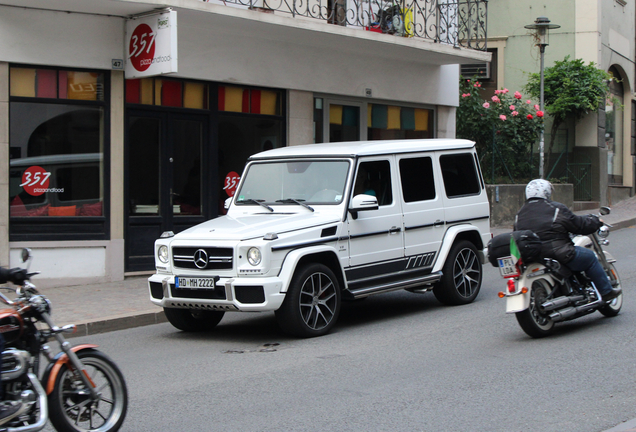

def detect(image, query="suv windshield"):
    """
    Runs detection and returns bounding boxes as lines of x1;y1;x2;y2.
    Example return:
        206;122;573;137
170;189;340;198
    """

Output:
236;160;350;205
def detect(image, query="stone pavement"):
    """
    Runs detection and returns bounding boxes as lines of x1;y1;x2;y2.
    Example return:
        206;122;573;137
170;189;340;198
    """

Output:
17;194;636;339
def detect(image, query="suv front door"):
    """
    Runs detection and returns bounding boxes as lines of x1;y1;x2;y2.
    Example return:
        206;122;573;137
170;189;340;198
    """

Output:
347;158;404;272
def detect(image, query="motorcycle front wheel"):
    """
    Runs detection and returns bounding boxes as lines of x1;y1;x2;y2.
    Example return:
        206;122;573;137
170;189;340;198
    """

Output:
515;279;555;338
599;263;623;317
49;349;128;432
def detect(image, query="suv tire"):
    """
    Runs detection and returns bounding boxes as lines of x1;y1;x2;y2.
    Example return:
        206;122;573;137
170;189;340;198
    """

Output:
276;263;341;338
164;308;225;332
433;240;482;305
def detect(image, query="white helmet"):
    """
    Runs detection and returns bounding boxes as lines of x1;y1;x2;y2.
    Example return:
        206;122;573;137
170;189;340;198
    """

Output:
525;179;553;200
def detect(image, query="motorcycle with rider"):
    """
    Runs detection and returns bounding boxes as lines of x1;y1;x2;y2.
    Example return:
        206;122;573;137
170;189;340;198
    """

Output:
489;179;623;338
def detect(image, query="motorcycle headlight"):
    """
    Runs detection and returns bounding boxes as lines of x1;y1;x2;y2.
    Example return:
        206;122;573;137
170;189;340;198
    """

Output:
158;245;169;263
598;225;610;239
247;247;262;266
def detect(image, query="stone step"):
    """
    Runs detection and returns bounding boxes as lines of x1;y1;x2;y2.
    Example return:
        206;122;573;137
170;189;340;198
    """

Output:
573;201;600;211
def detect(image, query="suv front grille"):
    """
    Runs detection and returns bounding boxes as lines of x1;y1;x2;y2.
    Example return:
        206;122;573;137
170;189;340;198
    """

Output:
172;247;233;270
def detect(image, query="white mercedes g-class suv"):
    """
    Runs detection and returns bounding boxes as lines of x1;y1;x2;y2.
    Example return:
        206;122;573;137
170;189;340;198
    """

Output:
148;139;491;337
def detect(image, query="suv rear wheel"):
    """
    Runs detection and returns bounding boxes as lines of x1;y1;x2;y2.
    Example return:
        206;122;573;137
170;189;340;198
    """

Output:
276;263;341;338
164;308;225;332
433;240;482;305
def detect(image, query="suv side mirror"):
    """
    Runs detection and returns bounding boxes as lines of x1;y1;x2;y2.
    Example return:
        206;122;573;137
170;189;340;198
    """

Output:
224;197;232;210
349;194;379;219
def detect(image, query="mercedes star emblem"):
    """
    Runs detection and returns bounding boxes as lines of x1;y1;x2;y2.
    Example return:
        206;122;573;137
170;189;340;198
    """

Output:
193;249;208;269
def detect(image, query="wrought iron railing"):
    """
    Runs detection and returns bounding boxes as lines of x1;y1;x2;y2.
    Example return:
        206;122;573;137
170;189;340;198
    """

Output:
204;0;488;51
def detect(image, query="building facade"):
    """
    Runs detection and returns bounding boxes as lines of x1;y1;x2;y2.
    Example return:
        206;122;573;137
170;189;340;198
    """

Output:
477;0;635;206
0;0;488;286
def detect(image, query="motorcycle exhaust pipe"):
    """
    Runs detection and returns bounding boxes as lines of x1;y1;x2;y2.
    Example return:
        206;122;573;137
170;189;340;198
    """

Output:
542;295;585;312
549;291;603;322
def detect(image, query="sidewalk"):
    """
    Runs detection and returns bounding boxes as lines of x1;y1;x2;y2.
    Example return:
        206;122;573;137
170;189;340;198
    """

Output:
26;195;636;339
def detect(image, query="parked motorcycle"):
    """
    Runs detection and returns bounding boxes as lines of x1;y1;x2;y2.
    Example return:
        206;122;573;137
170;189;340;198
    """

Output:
490;207;622;338
0;248;128;431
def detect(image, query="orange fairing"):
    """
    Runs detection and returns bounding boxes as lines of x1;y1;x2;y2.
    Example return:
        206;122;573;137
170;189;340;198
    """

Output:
46;344;98;395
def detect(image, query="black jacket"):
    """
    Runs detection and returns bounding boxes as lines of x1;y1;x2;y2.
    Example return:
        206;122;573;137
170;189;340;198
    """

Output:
514;198;602;263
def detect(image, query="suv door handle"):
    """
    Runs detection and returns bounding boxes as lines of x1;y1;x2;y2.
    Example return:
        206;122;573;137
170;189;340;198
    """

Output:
433;220;444;227
389;226;401;234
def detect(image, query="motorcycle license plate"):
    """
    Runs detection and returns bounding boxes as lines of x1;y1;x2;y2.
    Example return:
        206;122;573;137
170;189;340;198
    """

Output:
497;257;519;277
175;277;217;289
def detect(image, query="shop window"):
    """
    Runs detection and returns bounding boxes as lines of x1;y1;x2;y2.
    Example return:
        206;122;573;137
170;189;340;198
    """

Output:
9;66;108;240
367;104;433;139
218;86;280;115
606;66;624;185
329;104;359;142
125;78;209;109
10;67;104;101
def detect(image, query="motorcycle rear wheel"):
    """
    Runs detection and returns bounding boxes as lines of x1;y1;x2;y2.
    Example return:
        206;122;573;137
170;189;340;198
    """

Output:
515;279;555;338
599;263;622;317
49;349;128;432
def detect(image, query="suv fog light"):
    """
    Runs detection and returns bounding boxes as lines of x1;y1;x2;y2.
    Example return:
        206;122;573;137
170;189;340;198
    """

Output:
247;247;262;266
158;245;169;263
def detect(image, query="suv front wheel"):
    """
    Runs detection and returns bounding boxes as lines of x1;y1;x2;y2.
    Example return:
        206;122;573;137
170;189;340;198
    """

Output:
433;240;482;305
276;263;341;338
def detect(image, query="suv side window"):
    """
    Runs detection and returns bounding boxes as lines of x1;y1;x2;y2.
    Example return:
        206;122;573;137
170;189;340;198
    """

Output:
353;160;392;206
399;157;435;202
439;153;481;198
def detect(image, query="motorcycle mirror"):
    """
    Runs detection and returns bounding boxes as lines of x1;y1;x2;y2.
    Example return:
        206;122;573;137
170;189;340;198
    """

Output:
20;248;31;263
599;206;611;216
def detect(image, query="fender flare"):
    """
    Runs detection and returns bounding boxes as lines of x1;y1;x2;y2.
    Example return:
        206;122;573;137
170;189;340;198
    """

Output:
277;245;344;293
432;225;484;273
42;344;99;395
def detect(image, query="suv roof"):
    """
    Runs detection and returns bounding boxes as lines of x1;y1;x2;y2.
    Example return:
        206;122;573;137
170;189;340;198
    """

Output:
249;139;476;160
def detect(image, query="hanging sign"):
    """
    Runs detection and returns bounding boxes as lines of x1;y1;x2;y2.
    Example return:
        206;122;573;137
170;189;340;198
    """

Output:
125;10;178;78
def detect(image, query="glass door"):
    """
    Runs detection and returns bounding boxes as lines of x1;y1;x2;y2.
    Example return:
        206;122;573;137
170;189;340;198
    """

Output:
125;110;209;271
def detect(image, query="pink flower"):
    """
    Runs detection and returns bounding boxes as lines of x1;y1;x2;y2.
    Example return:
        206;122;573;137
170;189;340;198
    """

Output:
474;83;481;88
534;104;540;110
503;88;509;94
526;100;532;104
537;110;544;117
483;102;490;108
512;111;519;116
499;115;507;121
509;105;516;110
494;89;502;95
462;93;470;98
514;91;522;99
491;96;500;103
527;114;534;120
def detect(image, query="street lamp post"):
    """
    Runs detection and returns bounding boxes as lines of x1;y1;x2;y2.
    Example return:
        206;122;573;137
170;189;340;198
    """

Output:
525;16;560;179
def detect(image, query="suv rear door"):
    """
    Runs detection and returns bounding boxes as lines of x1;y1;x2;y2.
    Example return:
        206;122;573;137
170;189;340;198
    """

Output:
396;153;445;270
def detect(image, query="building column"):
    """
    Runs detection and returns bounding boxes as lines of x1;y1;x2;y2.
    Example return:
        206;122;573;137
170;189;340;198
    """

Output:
0;62;9;266
108;71;125;281
287;90;313;146
437;106;456;138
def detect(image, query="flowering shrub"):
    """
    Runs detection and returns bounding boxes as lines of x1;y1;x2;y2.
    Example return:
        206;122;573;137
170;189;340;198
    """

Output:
457;77;544;182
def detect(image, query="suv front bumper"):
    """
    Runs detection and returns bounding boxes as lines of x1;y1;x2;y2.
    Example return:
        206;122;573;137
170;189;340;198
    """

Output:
148;273;287;312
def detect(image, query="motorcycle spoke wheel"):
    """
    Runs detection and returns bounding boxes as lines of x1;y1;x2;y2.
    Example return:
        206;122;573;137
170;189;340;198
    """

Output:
515;279;555;338
49;350;128;432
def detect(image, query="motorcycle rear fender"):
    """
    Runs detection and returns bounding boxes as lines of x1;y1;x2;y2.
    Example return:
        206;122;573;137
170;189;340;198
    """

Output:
42;344;98;395
604;250;616;263
505;264;557;314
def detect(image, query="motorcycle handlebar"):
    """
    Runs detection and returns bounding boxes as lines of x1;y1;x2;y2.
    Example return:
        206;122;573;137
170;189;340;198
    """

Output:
0;267;29;285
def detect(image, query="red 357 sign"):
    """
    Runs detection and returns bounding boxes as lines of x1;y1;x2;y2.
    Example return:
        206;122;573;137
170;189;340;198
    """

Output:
125;10;178;78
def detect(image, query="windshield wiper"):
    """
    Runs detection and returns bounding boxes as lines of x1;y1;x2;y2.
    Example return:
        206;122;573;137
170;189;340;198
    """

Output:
238;198;274;212
276;198;315;212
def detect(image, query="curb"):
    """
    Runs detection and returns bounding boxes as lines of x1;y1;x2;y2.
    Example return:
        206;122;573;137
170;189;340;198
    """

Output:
66;311;167;339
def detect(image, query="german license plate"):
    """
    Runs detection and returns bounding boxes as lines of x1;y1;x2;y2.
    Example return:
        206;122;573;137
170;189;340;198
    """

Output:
175;277;217;289
497;257;519;277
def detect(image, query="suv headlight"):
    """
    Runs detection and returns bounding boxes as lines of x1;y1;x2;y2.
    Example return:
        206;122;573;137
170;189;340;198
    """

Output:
247;247;262;266
158;245;169;263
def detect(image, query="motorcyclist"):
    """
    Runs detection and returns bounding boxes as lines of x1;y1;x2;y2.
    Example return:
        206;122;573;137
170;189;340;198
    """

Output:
0;267;27;425
514;179;621;303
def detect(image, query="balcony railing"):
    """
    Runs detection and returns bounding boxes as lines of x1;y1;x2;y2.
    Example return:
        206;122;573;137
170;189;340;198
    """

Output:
204;0;487;51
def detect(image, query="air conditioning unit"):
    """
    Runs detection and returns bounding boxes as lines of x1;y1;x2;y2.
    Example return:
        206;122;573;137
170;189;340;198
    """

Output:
461;63;490;80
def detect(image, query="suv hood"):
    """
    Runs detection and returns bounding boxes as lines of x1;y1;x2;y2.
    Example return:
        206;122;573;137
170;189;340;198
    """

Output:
174;212;341;241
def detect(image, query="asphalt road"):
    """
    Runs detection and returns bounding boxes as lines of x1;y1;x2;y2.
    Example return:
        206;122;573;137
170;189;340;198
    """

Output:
45;226;636;432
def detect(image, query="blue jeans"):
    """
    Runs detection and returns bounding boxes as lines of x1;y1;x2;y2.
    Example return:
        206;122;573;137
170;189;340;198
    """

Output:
566;246;612;295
